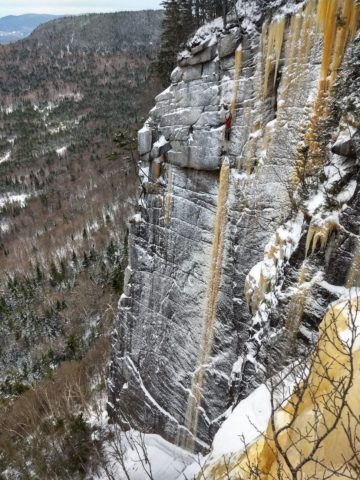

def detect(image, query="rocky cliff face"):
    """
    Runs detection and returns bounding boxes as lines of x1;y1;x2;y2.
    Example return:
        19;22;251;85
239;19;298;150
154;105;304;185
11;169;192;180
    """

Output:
109;0;360;453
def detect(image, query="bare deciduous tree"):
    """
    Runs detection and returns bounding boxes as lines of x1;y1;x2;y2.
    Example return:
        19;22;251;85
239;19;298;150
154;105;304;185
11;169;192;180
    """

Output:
193;297;360;480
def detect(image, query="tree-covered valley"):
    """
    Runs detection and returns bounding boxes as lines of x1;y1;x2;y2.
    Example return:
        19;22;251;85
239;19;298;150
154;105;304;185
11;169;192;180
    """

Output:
0;10;162;477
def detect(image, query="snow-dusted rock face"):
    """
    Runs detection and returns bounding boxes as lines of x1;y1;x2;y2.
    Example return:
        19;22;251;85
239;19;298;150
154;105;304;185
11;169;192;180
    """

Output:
110;0;360;453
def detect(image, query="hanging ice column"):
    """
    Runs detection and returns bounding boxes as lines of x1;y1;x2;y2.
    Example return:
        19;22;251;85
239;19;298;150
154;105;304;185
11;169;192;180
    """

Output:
294;0;359;189
230;45;243;119
263;17;286;97
179;158;230;451
242;0;360;376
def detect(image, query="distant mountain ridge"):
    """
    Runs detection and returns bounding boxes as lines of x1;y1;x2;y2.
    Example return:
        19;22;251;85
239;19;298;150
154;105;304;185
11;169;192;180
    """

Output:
30;10;163;53
0;8;163;392
0;13;63;43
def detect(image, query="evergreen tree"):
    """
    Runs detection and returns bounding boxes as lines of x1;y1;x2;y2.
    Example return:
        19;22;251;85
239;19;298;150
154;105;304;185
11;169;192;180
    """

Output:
157;0;184;85
82;252;90;268
60;258;67;280
49;261;63;286
157;0;231;84
106;240;117;263
35;262;43;283
179;0;196;33
111;264;124;293
71;250;78;266
89;247;97;263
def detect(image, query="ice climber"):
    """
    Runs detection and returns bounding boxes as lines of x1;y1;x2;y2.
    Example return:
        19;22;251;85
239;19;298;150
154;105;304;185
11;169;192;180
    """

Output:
224;106;232;142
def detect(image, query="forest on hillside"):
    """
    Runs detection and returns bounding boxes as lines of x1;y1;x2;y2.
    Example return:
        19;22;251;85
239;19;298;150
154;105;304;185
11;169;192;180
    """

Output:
0;11;163;477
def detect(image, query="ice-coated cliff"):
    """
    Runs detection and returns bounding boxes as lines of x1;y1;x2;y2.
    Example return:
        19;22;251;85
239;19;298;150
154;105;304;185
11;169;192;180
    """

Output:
109;0;360;453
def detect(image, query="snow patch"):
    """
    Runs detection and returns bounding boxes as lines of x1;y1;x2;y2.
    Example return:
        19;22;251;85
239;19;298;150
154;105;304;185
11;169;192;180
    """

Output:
153;135;168;149
210;384;271;459
319;280;349;298
132;213;142;223
0;151;11;164
336;179;357;204
306;191;325;215
56;146;67;156
95;430;194;480
0;193;30;209
0;220;9;233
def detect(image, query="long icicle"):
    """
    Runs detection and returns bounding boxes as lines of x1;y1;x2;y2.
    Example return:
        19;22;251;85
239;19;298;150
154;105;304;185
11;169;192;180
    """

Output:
330;0;359;84
230;46;243;120
273;18;286;87
182;159;230;451
263;18;286;96
319;0;339;91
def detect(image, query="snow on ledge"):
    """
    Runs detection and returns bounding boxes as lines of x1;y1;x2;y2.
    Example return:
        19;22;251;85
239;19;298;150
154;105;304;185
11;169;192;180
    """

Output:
0;151;11;164
0;193;30;209
209;384;271;460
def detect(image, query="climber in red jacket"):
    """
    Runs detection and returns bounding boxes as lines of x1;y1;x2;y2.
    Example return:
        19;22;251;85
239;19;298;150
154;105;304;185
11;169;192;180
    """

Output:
224;106;232;142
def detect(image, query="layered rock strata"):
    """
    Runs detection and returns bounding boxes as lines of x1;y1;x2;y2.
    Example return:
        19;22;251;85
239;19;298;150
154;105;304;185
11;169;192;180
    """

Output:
110;0;360;452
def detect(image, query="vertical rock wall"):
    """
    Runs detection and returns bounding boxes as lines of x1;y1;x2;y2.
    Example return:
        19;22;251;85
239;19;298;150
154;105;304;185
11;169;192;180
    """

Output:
110;0;360;452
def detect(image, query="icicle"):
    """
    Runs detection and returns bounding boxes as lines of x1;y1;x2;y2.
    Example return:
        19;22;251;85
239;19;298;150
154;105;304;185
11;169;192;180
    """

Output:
296;0;317;79
305;225;316;257
273;19;286;87
330;0;359;84
319;0;339;91
316;0;359;91
305;219;339;257
263;23;275;97
261;21;268;65
349;0;359;39
317;0;330;31
263;18;286;96
182;159;230;451
293;0;358;187
230;46;243;120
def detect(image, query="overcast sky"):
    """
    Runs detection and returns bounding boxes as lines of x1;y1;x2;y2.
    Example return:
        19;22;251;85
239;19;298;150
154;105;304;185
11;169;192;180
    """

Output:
0;1;163;17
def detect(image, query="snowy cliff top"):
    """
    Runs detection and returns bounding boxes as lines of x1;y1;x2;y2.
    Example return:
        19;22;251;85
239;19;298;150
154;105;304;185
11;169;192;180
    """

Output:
179;0;307;61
